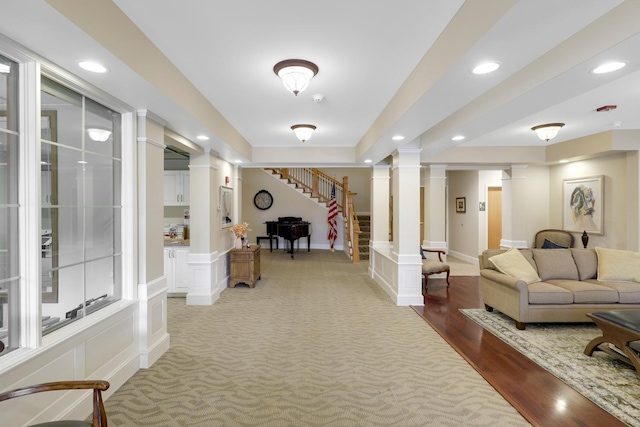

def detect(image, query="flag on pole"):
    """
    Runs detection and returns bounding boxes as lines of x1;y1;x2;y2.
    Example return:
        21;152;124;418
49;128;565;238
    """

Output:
327;183;338;251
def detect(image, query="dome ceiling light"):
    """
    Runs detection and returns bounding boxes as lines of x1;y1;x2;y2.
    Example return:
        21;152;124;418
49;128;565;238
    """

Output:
274;59;319;96
86;127;112;142
531;123;564;142
291;124;316;142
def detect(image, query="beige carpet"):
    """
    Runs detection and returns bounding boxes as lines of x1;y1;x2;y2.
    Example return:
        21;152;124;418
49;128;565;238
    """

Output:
104;250;528;426
446;255;480;276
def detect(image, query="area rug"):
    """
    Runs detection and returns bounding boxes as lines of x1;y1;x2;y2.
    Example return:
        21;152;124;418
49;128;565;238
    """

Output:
460;308;640;427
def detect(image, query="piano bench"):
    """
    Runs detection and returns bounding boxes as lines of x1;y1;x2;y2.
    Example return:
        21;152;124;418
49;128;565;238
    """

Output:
256;235;278;251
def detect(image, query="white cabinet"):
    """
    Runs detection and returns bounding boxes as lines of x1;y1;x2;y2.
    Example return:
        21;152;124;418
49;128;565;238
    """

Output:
164;171;190;206
164;247;191;295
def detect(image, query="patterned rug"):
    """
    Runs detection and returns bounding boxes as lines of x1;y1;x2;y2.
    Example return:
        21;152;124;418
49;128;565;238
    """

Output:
460;309;640;426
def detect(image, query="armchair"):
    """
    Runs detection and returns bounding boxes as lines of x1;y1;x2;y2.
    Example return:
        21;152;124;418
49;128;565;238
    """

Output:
0;380;110;427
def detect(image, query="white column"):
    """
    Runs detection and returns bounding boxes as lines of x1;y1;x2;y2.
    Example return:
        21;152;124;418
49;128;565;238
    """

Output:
370;165;391;248
136;111;170;368
423;165;447;251
392;148;423;306
186;150;222;305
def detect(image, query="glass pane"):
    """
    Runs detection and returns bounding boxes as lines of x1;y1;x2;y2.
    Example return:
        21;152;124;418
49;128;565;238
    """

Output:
53;145;83;207
85;152;114;206
51;206;84;268
85;257;114;301
0;206;19;281
85;207;114;260
41;86;82;150
0;56;18;133
0;279;18;351
85;98;116;157
0;132;19;205
42;264;84;327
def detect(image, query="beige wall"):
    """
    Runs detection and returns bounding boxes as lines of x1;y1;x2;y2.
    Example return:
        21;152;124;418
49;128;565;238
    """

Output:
318;167;372;214
550;152;633;249
447;170;480;260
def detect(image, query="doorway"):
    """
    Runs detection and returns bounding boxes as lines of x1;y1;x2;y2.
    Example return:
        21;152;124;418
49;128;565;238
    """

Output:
488;187;502;249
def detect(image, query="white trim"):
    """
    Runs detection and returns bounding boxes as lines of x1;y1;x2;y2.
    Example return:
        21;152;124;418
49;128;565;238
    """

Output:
499;239;528;249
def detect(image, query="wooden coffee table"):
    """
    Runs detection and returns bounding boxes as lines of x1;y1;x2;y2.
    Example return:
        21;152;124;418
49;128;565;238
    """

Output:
584;310;640;374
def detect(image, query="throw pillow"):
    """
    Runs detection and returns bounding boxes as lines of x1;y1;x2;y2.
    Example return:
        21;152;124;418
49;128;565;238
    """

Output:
596;247;640;282
541;238;568;249
532;249;579;281
489;247;541;284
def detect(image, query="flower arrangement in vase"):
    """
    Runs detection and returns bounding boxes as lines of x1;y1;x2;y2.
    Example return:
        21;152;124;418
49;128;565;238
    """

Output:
230;222;251;249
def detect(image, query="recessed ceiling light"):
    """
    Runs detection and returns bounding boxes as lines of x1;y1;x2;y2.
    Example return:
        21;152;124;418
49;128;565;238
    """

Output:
234;160;242;163
592;61;626;74
472;61;500;75
559;159;569;164
77;160;88;164
451;135;465;141
364;159;372;163
392;135;404;141
78;61;108;73
196;135;210;140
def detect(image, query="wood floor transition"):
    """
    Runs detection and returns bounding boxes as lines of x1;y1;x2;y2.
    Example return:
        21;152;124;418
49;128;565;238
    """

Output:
412;276;626;427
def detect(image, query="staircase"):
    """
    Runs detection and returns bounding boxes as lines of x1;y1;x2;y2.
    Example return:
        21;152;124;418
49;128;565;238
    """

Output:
265;167;365;263
357;215;370;260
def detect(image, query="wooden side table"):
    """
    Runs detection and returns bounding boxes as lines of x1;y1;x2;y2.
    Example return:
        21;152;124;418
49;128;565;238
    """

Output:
229;246;261;288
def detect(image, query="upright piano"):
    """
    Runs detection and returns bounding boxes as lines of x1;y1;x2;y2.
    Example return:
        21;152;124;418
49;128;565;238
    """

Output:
265;217;311;259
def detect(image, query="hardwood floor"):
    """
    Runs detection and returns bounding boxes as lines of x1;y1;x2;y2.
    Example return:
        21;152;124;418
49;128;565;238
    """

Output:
412;276;627;427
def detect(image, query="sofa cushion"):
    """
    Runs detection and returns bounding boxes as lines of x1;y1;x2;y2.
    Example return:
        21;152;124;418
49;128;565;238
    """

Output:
571;248;597;280
596;247;640;282
528;282;574;304
541;238;568;249
546;279;619;303
532;249;579;281
590;280;640;303
489;247;540;284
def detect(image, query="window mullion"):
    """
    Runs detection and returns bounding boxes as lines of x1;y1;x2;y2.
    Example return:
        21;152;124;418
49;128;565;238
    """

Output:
19;61;43;348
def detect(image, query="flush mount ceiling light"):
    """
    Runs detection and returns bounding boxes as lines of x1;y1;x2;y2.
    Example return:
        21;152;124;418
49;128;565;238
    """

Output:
86;127;112;142
78;61;109;73
531;123;564;142
291;124;316;142
274;59;318;96
592;61;626;74
472;61;500;75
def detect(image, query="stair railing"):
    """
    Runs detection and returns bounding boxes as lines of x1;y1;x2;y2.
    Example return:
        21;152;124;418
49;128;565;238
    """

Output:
271;168;345;212
346;191;361;263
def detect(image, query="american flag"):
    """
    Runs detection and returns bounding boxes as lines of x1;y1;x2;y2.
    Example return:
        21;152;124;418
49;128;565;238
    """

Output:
327;183;338;250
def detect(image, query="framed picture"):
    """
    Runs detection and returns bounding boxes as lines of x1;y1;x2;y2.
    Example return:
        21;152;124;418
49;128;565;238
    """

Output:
220;186;233;229
563;175;604;235
456;197;466;213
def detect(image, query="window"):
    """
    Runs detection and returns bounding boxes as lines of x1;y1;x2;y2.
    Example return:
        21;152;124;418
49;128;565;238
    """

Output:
40;77;122;334
0;55;19;352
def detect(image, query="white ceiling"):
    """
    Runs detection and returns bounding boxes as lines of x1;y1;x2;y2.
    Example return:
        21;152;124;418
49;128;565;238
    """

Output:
2;0;640;167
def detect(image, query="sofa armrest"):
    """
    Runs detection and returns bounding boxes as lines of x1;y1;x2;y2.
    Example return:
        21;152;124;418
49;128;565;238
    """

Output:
480;269;529;292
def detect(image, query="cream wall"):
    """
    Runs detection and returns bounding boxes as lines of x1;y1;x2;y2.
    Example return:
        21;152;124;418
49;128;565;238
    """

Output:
318;167;372;214
447;170;480;261
550;152;635;249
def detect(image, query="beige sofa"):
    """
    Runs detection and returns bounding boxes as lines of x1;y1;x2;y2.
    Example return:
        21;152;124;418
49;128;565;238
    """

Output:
479;247;640;329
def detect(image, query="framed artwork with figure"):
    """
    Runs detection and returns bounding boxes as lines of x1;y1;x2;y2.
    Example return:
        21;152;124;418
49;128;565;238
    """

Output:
563;175;604;235
456;197;466;213
220;186;233;229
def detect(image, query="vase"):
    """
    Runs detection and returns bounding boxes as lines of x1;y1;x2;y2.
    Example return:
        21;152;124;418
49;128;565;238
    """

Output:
235;236;243;249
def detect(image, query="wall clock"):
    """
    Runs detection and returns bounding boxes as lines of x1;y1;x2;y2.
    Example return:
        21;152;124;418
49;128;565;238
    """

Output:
254;189;273;210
